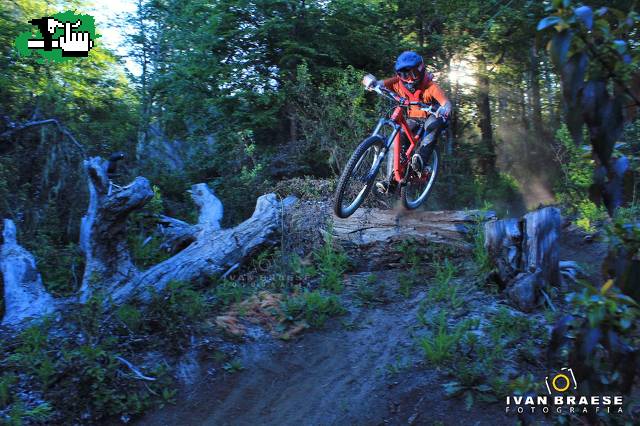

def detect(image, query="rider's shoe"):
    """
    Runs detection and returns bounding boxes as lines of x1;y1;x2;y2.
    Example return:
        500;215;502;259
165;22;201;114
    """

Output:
376;180;397;194
376;181;389;193
410;153;424;177
411;144;432;176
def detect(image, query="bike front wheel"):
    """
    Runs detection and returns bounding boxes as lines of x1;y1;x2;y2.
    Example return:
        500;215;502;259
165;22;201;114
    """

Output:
333;135;386;218
401;145;439;210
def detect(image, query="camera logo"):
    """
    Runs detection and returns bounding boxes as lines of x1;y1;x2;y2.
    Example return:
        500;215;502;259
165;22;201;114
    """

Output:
545;367;577;394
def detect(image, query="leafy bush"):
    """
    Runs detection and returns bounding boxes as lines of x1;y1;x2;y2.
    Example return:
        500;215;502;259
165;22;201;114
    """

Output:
287;64;381;175
553;124;606;232
605;216;640;302
549;280;639;402
1;313;175;424
146;281;210;351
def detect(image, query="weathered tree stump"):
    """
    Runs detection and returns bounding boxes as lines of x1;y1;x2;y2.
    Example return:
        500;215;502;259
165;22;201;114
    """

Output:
484;218;522;287
79;157;155;302
484;207;562;311
1;219;56;326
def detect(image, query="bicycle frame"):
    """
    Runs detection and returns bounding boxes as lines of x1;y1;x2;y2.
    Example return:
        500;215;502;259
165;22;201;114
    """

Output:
370;105;419;184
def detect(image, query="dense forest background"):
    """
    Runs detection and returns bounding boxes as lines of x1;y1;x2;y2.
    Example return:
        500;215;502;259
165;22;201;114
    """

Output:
0;2;599;291
1;0;638;297
1;0;640;423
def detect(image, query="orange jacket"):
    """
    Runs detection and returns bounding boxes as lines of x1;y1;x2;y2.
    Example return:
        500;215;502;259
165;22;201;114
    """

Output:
382;74;449;119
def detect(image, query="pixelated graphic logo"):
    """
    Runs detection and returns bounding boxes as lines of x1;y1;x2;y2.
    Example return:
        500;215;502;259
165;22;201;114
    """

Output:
15;11;99;62
545;367;578;394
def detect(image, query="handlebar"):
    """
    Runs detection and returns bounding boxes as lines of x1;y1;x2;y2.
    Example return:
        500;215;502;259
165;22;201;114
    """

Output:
370;84;440;117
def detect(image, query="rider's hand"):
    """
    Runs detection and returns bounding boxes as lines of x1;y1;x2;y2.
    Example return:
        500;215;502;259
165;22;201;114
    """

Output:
435;102;452;119
362;74;378;91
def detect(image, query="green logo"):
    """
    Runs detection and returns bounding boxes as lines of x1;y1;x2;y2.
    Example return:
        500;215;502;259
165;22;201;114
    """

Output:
15;10;100;63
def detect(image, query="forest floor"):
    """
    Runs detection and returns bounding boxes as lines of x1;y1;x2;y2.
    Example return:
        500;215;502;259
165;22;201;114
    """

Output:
137;223;608;426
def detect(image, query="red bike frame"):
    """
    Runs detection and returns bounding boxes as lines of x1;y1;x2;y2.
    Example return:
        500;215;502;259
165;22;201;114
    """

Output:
390;105;419;183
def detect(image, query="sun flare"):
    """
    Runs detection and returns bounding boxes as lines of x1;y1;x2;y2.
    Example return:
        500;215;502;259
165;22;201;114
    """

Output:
448;59;476;86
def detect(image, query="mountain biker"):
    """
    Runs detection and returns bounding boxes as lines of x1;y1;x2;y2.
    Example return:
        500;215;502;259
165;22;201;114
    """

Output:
363;51;452;193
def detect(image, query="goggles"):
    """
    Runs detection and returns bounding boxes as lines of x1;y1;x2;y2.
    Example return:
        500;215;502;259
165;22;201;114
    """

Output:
397;64;423;82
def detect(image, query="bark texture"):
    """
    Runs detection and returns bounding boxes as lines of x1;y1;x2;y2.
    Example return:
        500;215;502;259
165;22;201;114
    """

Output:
1;219;56;326
112;194;297;304
79;157;155;302
277;201;497;271
1;154;296;326
484;206;562;311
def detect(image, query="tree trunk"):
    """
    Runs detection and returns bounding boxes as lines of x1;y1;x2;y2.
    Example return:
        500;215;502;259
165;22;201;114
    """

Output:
1;219;56;326
476;54;496;176
529;43;543;139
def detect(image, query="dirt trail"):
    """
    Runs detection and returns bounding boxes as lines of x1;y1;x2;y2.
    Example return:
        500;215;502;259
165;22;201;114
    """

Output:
138;270;514;426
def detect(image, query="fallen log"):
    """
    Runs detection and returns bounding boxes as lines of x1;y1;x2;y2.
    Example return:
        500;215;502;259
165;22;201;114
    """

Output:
112;193;296;304
287;201;496;270
1;219;56;326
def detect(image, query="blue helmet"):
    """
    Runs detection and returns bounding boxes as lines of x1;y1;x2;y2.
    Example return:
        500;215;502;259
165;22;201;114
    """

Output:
394;51;424;72
394;51;426;92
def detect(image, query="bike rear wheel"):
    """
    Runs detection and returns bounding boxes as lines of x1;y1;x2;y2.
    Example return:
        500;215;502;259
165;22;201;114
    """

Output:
333;136;386;218
401;145;439;210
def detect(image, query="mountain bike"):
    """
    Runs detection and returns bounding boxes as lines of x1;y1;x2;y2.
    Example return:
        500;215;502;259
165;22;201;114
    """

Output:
333;80;445;219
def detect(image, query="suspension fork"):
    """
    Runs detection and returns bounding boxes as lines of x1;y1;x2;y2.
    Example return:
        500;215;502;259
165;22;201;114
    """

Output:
367;118;398;180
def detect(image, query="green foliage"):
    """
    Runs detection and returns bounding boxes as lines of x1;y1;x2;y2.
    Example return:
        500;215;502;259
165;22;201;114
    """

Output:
4;401;54;425
146;281;209;351
427;258;463;309
548;279;639;415
397;239;424;298
419;311;472;366
539;1;639;215
354;274;386;306
470;208;492;276
606;216;640;301
314;228;349;293
2;312;175;424
282;290;346;328
128;185;171;268
213;280;251;307
223;359;244;374
554;125;606;232
287;64;381;174
487;307;535;344
0;375;16;409
115;304;144;335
